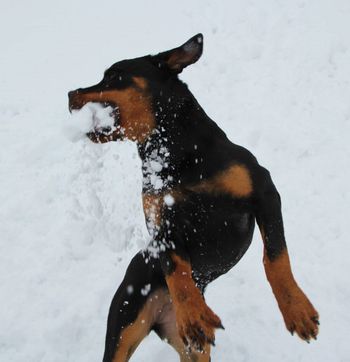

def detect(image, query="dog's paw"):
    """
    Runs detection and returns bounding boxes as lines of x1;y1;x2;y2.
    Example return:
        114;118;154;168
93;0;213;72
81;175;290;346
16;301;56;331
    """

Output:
176;299;223;352
279;287;319;342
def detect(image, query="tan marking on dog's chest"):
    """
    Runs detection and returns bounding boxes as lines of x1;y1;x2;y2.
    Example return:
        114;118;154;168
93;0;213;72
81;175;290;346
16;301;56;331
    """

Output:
190;165;253;198
142;191;182;230
142;194;163;229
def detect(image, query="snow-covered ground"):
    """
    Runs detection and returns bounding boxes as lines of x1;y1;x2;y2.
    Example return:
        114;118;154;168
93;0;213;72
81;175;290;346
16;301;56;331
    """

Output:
1;1;349;361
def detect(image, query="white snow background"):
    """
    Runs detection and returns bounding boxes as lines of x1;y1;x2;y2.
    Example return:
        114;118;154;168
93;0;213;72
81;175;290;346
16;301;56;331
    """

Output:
1;0;349;361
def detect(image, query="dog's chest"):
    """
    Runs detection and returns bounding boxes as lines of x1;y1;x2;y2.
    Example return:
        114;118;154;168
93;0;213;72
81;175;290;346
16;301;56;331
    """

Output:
142;192;177;237
141;145;173;192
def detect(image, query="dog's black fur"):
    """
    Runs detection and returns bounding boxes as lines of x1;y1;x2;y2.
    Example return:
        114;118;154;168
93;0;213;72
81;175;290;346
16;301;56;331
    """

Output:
69;34;319;362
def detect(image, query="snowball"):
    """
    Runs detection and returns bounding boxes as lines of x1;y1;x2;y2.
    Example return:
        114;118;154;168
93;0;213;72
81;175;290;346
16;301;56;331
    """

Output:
91;103;115;130
63;102;115;142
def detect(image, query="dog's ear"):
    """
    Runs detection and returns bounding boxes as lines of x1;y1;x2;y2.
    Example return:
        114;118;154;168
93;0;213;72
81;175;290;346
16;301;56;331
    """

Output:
155;34;203;74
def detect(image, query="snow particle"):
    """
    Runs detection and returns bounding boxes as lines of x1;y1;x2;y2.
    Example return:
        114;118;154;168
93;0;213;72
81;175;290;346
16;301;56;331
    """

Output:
127;285;134;295
141;284;151;296
164;194;175;207
150;160;163;173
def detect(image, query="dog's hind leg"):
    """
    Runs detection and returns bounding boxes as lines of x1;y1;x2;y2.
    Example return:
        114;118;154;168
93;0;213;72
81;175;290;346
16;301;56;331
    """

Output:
160;325;211;362
102;252;167;362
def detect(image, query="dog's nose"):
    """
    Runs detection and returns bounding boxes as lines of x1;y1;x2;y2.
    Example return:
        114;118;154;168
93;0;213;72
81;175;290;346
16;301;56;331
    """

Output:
68;89;82;113
68;89;80;99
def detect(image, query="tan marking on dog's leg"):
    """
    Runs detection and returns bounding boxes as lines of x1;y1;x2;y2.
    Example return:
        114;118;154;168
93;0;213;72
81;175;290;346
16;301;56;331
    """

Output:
157;306;211;362
192;345;211;362
189;164;252;198
112;290;169;362
111;308;151;362
178;344;211;362
264;249;319;341
165;255;222;350
216;165;253;197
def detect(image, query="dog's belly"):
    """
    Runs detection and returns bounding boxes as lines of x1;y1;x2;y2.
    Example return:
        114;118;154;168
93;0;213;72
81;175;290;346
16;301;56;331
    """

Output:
172;193;255;289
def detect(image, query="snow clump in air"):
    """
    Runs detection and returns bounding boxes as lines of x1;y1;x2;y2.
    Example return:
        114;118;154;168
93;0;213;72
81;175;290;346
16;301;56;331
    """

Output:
64;102;116;142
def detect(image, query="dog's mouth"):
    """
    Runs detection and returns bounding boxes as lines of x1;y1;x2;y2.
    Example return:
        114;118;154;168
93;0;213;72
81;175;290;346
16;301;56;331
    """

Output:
70;100;120;137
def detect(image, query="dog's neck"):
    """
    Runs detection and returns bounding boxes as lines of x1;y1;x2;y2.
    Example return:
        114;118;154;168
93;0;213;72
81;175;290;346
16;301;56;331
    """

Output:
137;122;177;195
137;97;228;194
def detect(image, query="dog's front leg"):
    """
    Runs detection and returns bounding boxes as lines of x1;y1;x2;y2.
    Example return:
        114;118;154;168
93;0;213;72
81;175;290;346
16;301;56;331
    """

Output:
156;230;223;353
255;168;319;342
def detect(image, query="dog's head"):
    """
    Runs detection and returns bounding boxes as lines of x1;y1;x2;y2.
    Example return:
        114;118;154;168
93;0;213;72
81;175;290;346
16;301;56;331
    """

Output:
68;34;203;143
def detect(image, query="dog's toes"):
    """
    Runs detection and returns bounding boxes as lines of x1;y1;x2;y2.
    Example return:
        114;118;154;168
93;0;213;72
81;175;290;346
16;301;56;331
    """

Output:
200;308;223;330
280;288;319;343
311;315;320;326
178;312;219;352
286;311;319;342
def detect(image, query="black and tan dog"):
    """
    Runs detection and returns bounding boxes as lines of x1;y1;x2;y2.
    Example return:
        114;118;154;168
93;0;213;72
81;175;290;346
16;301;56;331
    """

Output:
68;34;319;361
